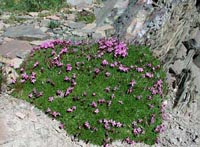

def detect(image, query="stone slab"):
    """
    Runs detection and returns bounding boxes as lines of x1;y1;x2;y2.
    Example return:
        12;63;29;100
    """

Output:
3;25;49;41
0;40;32;59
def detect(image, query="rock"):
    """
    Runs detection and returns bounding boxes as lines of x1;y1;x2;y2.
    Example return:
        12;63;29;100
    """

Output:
66;0;93;6
4;25;49;41
40;27;49;33
65;21;86;29
30;40;50;46
28;12;39;17
15;112;26;119
40;19;51;27
66;14;76;21
71;30;87;37
95;24;114;37
47;15;61;20
1;65;19;85
0;21;5;31
9;58;23;69
82;23;96;30
0;40;32;59
92;32;104;40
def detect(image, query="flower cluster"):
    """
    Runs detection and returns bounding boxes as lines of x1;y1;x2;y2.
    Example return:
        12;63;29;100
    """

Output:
149;79;163;96
66;106;76;113
98;38;128;58
154;124;166;133
99;119;123;130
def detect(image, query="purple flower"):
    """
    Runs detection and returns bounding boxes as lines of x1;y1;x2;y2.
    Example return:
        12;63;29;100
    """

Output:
114;41;128;57
66;64;72;72
59;123;64;129
40;40;55;49
48;97;54;102
94;68;100;74
91;101;97;108
129;80;136;87
105;72;111;77
33;61;39;68
22;73;29;80
110;63;115;68
67;108;73;112
102;59;109;66
59;47;68;55
46;107;51;113
116;122;122;128
20;68;24;73
28;93;33;98
150;114;155;124
51;111;60;117
84;121;91;129
145;72;154;78
119;65;129;72
136;67;144;72
64;76;70;82
98;99;106;104
154;124;166;133
72;106;76;110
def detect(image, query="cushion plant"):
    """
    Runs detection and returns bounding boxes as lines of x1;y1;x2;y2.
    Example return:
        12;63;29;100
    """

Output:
12;38;167;146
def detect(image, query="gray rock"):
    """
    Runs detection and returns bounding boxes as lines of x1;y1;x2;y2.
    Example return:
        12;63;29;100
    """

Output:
66;21;86;29
4;25;49;41
66;0;93;6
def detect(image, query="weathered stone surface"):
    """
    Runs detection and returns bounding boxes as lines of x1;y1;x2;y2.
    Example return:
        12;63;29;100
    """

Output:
66;0;93;6
66;21;86;29
0;40;32;59
3;25;49;41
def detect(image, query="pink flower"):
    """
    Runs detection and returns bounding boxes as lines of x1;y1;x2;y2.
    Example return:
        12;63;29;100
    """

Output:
114;41;128;57
33;61;39;68
20;68;24;73
67;108;73;112
22;73;29;80
102;59;109;66
40;40;54;49
64;76;70;82
94;68;100;74
105;72;111;77
66;64;72;72
136;67;144;72
155;124;166;133
94;109;99;114
59;47;68;55
150;114;155;124
48;97;54;102
28;93;33;98
91;101;97;108
84;121;91;129
46;107;51;113
110;63;115;67
51;111;60;117
119;65;129;72
72;106;76;110
145;72;154;78
59;123;64;129
129;80;136;87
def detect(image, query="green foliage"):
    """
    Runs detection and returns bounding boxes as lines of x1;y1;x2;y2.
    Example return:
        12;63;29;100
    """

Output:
0;0;66;12
76;10;95;24
48;20;61;29
12;40;167;146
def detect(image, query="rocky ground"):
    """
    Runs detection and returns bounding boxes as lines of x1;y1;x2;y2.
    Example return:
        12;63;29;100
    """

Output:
0;0;200;147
